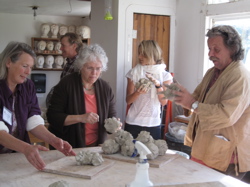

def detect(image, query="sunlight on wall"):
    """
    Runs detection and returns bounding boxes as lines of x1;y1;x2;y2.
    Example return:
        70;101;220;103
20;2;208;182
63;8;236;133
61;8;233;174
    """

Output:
207;0;239;4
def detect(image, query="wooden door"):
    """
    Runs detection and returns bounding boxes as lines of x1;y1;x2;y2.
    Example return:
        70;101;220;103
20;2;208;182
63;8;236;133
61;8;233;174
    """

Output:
132;13;170;70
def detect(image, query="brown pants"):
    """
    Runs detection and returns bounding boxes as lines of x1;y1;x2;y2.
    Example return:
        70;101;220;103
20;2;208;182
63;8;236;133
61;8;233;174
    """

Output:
215;164;246;180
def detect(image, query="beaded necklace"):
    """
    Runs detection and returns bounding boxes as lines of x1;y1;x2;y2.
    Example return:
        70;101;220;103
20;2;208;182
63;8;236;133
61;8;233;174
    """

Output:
82;83;94;91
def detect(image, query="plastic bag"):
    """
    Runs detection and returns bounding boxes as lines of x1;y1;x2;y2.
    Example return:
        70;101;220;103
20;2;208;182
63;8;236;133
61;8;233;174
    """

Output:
168;122;187;141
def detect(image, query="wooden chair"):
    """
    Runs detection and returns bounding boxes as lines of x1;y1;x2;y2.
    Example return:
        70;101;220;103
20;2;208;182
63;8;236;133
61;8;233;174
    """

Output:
174;115;190;124
163;100;173;139
28;123;49;148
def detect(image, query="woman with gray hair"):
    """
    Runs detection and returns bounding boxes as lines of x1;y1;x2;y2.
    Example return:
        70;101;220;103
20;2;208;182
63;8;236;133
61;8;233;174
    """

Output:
0;42;75;170
47;44;118;148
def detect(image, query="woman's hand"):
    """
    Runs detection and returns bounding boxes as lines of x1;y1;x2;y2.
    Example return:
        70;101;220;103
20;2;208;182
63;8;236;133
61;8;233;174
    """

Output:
82;112;99;124
64;113;99;126
115;118;123;131
49;136;76;156
23;144;49;170
146;73;161;87
135;84;148;94
29;125;75;157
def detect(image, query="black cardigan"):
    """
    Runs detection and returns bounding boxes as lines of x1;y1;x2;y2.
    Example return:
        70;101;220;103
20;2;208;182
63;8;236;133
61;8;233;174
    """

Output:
47;72;116;148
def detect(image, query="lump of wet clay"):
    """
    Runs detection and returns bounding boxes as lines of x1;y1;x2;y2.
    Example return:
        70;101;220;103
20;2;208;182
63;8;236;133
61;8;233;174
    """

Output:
101;127;168;160
75;150;104;166
92;152;105;166
49;180;69;187
104;117;121;134
136;131;154;144
135;78;151;92
154;139;168;155
102;139;120;154
145;142;159;160
158;83;180;101
121;139;136;157
114;129;133;146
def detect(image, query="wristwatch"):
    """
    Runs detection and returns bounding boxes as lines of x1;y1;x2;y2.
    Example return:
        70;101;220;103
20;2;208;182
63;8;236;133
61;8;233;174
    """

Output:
155;84;162;89
191;101;199;112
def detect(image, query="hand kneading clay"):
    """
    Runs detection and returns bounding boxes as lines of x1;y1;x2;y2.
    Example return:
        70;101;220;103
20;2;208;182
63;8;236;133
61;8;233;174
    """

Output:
135;78;152;92
75;150;104;166
104;117;121;134
102;139;120;154
158;83;180;101
49;180;69;187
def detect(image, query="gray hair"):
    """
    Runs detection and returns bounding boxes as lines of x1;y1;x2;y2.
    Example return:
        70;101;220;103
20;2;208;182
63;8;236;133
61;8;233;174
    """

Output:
75;44;108;72
60;32;83;54
0;42;36;80
206;25;244;61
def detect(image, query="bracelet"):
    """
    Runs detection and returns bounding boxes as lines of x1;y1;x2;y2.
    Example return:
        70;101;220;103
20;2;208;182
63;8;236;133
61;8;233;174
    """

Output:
155;84;162;89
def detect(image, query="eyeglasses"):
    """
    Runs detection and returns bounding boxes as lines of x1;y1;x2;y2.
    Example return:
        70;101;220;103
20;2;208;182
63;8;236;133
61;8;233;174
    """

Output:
85;66;102;72
211;27;229;38
61;44;73;48
217;30;229;38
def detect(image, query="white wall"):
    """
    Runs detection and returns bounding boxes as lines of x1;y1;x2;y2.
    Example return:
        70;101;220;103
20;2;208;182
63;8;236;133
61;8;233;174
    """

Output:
0;13;83;108
174;0;250;93
174;0;206;93
90;0;118;107
2;0;250;122
0;1;176;123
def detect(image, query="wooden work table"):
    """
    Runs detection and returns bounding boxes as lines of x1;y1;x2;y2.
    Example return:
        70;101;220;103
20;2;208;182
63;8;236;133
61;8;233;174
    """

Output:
0;147;249;187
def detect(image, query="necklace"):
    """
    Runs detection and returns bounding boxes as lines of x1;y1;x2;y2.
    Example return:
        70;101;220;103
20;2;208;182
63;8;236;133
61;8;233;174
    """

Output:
82;83;94;91
83;87;93;91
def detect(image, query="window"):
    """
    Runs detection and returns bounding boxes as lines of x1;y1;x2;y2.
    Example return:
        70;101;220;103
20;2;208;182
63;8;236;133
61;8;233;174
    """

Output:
207;0;239;4
205;15;250;72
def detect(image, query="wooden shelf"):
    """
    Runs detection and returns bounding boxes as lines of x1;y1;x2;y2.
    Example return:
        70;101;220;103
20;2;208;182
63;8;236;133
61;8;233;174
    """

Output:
36;52;62;55
33;68;63;71
31;37;90;71
31;37;63;71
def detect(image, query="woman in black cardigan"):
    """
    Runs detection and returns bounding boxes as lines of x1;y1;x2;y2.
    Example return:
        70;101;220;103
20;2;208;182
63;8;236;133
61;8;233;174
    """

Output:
47;44;117;148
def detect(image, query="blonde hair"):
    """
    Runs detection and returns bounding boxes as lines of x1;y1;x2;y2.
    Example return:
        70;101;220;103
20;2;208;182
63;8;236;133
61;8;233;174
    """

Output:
138;40;164;65
0;42;36;79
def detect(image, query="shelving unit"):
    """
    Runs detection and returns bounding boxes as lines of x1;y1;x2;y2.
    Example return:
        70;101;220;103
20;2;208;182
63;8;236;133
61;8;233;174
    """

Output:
31;37;90;71
31;37;63;71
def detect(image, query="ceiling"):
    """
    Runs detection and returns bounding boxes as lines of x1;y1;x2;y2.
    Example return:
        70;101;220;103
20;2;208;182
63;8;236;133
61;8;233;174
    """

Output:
0;0;91;17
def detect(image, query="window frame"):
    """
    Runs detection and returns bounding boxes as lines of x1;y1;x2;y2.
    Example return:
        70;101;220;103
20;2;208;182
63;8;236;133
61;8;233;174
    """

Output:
204;13;250;73
207;0;240;5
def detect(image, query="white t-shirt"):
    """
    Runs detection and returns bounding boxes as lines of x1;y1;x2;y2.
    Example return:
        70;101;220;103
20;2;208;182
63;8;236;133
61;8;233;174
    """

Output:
125;65;172;127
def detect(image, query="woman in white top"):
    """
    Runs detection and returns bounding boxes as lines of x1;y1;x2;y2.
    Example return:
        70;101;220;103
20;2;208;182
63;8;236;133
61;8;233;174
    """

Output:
125;40;173;140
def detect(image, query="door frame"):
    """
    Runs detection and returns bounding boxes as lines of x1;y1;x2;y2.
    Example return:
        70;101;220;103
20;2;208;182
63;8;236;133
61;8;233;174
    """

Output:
117;3;176;122
124;5;176;76
132;13;171;69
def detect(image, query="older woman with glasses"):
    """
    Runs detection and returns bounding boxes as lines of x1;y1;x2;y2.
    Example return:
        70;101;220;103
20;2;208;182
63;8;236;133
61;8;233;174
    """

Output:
47;44;118;148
